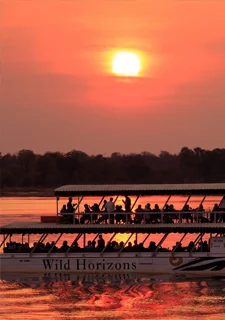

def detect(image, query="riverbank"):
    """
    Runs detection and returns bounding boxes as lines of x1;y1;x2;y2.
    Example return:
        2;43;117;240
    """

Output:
0;188;54;197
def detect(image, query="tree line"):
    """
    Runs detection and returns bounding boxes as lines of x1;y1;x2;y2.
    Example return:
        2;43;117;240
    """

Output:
0;147;225;189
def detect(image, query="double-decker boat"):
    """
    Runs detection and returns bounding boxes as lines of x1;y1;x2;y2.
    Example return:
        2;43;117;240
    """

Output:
1;183;225;277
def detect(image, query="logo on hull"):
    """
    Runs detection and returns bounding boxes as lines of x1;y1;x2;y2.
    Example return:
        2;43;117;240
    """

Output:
169;257;183;266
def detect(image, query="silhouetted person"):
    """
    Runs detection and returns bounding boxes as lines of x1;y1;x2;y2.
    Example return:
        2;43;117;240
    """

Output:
149;241;157;251
85;240;93;250
98;200;108;224
144;203;152;223
67;197;76;213
145;203;151;211
97;235;105;249
105;198;114;212
92;240;96;249
59;240;69;252
80;204;91;224
182;204;193;223
134;205;144;223
187;241;195;252
122;196;131;223
152;204;161;222
173;242;183;252
105;198;115;224
114;205;125;224
123;196;131;212
163;204;174;223
101;200;107;211
125;242;133;251
60;204;67;213
91;203;100;222
202;240;209;252
62;200;76;224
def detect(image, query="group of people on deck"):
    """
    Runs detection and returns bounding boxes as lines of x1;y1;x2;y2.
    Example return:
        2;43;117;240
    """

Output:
60;196;225;224
3;235;209;253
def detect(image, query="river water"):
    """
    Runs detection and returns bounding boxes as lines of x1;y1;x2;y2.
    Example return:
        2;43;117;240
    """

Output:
0;196;225;320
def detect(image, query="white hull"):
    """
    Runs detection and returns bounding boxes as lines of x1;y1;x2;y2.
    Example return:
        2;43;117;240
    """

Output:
1;252;225;276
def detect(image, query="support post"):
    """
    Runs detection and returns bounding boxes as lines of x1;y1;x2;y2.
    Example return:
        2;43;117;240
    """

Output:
218;195;225;222
161;195;171;223
92;233;100;242
48;233;63;255
56;197;59;216
30;233;48;254
119;233;134;252
179;195;191;223
162;195;171;210
130;196;140;224
154;233;169;253
84;233;86;248
0;234;9;248
67;234;83;253
98;196;105;207
113;196;119;205
190;233;205;252
142;233;151;246
131;195;140;211
196;195;206;222
75;196;83;221
101;233;116;254
172;233;187;252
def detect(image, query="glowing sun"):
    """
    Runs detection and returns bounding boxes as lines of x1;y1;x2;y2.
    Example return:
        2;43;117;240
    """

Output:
112;51;141;77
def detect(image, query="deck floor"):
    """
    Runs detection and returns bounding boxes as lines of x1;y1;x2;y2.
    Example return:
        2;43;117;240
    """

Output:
1;221;225;234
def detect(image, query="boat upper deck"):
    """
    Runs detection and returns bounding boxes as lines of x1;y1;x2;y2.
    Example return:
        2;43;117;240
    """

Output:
1;221;225;235
1;184;224;235
55;183;225;197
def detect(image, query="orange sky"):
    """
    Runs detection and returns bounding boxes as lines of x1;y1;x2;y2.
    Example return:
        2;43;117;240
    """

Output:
1;0;225;155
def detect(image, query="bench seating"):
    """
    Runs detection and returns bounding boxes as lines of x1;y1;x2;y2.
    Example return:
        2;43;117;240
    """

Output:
41;216;63;223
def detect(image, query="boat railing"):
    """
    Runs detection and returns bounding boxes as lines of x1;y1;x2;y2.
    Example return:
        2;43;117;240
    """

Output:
60;210;225;225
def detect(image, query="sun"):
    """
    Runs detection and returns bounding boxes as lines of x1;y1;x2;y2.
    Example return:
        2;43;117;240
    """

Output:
112;51;141;77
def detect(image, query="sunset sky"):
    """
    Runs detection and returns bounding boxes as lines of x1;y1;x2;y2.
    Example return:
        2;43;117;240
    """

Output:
1;0;225;156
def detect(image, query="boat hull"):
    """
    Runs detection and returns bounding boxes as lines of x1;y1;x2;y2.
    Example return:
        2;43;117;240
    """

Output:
1;253;225;276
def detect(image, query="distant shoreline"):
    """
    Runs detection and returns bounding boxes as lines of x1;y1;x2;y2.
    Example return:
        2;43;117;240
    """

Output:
0;188;54;197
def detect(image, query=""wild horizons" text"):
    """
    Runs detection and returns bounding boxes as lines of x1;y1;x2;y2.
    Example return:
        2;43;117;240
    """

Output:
43;259;137;271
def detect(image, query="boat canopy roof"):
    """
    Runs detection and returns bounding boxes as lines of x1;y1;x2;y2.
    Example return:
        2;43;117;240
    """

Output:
55;183;225;197
1;222;225;235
